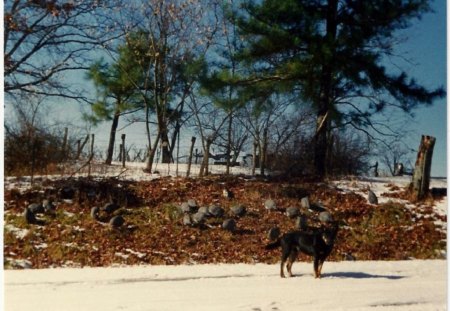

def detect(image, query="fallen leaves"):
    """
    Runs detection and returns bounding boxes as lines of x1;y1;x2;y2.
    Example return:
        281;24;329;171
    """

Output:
3;175;446;269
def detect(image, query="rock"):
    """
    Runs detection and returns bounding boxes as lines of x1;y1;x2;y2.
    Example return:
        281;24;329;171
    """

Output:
109;215;125;228
285;207;299;218
209;204;224;218
28;203;44;214
264;199;277;210
102;200;120;214
368;190;378;205
268;227;281;241
230;204;246;217
192;211;206;224
182;214;192;226
222;219;236;232
319;211;333;223
295;215;308;230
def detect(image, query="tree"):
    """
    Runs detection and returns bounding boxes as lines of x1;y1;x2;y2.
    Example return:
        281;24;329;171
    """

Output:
200;0;247;174
106;0;218;172
378;139;414;176
85;54;143;165
236;93;304;175
412;135;436;200
187;94;230;177
233;0;445;178
4;0;111;101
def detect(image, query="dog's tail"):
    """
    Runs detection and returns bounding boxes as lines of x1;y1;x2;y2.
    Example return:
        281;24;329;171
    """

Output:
265;239;281;250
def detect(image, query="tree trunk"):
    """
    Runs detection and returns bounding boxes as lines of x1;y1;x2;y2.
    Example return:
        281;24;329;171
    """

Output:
260;127;268;176
105;110;120;165
252;141;258;176
412;135;436;200
170;120;181;162
159;124;172;163
226;112;233;175
146;132;160;173
314;0;337;179
186;136;196;177
326;131;334;175
200;138;212;177
144;102;153;170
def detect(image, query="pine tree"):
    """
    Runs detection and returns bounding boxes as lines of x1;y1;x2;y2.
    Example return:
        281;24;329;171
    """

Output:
85;37;145;165
233;0;445;178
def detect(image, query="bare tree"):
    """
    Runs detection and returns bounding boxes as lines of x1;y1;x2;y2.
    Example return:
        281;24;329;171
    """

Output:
4;1;114;101
187;95;230;177
214;118;250;166
101;0;219;173
237;94;298;175
378;139;414;176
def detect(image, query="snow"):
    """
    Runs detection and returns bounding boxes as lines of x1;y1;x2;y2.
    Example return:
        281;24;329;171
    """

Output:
4;260;446;311
3;165;448;310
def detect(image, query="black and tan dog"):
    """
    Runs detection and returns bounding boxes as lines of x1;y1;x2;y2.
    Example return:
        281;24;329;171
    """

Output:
266;222;338;278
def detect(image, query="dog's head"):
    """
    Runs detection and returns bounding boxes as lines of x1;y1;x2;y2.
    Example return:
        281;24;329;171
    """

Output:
321;231;334;245
321;222;339;245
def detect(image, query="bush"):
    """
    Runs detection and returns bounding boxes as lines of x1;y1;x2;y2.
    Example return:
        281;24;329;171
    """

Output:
265;129;372;177
5;124;73;176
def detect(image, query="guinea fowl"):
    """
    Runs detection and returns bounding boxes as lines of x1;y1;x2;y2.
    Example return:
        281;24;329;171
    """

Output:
24;207;45;225
368;188;378;205
109;215;125;228
102;199;120;214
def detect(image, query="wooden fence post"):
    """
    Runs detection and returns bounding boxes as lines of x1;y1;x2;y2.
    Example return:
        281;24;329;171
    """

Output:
186;136;196;177
121;134;126;168
412;135;436;200
77;134;89;159
76;140;81;159
195;148;199;164
88;134;95;177
62;127;68;160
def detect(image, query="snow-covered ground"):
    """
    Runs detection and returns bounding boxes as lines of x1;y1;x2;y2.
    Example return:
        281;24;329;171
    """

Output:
4;260;447;311
3;164;448;310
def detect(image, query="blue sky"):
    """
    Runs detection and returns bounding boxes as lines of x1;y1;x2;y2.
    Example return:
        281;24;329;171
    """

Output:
4;0;447;177
395;0;447;177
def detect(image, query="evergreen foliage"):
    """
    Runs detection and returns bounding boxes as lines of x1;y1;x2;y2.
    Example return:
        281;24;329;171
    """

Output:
228;0;445;177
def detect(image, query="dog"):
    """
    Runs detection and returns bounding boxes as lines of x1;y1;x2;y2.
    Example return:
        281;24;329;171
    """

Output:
265;222;338;278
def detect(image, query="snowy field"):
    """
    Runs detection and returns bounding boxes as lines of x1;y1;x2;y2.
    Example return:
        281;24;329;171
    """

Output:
4;260;447;311
3;163;448;310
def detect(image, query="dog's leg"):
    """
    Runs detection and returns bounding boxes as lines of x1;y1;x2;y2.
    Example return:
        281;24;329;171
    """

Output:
286;258;292;277
317;259;325;278
313;257;320;278
280;246;291;278
286;250;298;277
280;260;286;278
